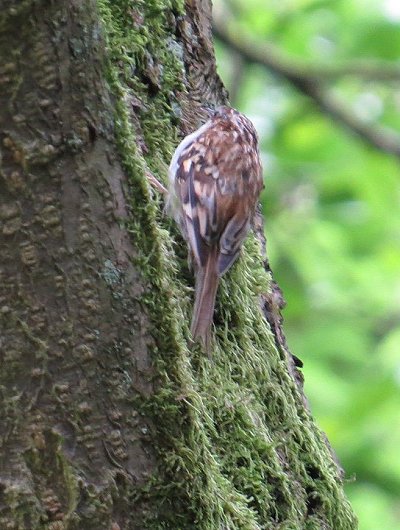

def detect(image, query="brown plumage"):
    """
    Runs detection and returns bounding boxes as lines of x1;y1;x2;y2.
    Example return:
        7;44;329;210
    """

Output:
168;106;264;353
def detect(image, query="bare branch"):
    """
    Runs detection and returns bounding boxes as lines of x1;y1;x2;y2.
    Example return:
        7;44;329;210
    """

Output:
213;20;400;158
306;62;400;82
213;20;400;82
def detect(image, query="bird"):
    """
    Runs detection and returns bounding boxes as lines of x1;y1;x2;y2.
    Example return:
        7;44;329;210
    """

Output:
168;105;264;353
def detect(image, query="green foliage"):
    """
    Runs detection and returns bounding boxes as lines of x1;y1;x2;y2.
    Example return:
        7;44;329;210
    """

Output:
215;1;400;529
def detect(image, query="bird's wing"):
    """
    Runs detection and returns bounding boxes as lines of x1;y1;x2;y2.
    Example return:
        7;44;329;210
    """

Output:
173;120;263;274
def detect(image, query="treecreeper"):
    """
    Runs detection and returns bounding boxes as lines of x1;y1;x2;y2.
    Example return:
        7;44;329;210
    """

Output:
167;106;264;353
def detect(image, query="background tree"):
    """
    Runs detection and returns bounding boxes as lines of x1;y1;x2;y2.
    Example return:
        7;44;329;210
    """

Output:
0;1;358;529
213;1;400;529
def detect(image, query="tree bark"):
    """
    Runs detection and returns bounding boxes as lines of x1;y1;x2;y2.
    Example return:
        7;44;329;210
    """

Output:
0;1;357;529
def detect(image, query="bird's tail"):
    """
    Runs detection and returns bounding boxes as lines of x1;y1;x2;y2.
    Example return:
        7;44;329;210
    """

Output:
190;247;219;354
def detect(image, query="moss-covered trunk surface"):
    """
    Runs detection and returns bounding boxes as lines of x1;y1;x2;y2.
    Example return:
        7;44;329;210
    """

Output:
0;1;357;529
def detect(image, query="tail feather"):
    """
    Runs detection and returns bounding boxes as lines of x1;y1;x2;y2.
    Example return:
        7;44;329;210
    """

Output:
191;248;219;354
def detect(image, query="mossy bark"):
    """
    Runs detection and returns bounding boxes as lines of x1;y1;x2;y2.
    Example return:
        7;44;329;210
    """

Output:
0;1;357;529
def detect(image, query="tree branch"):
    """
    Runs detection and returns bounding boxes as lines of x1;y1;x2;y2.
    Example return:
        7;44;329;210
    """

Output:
306;62;400;82
213;18;400;82
213;20;400;158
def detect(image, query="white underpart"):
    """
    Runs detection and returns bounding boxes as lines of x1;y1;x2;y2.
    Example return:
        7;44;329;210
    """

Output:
168;119;213;189
168;119;213;265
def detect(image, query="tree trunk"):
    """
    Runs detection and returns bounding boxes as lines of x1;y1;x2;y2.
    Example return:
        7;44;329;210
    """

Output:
0;1;357;529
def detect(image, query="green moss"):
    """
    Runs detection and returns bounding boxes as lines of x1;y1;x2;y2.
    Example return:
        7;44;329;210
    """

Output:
96;1;357;528
20;429;81;528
